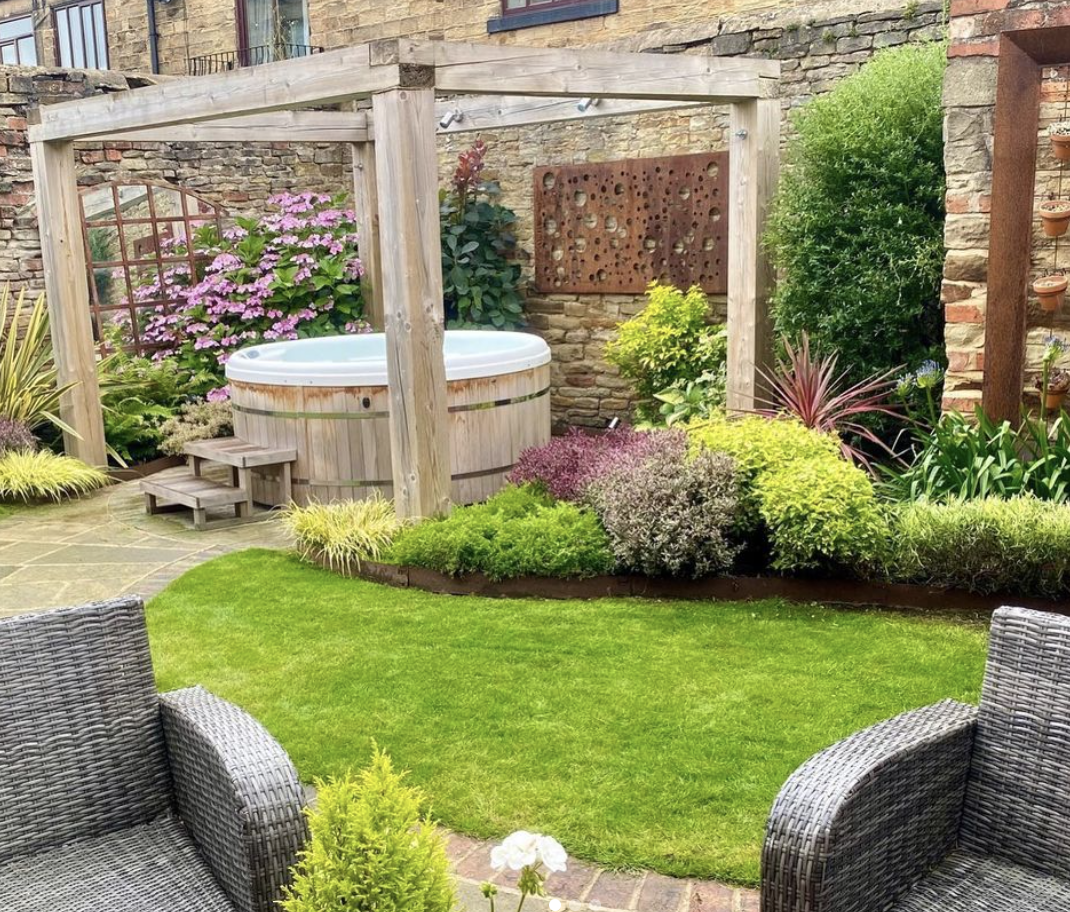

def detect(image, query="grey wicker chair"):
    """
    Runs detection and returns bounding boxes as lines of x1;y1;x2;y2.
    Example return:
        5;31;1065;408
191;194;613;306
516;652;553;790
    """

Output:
0;596;307;912
762;604;1070;912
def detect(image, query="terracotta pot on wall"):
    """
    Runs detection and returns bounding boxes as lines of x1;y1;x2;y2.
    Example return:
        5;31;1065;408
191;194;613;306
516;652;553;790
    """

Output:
1047;389;1068;410
1040;200;1070;237
1035;274;1069;312
1051;123;1070;161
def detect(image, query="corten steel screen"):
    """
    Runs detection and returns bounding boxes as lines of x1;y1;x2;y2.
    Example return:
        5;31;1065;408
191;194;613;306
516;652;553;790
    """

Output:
79;181;227;356
533;151;729;295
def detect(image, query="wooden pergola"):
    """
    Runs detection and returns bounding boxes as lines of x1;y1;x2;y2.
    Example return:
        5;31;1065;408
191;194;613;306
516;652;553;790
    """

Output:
28;38;780;518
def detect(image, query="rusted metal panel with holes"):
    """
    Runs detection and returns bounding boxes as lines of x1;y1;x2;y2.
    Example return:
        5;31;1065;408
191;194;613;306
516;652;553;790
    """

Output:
533;151;729;295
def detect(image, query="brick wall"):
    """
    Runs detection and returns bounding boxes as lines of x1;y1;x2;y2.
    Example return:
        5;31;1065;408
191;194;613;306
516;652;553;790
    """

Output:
943;0;1070;412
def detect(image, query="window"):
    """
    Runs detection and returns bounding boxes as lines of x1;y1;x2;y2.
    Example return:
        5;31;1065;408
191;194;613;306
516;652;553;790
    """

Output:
54;0;109;70
0;16;36;66
488;0;618;33
236;0;311;65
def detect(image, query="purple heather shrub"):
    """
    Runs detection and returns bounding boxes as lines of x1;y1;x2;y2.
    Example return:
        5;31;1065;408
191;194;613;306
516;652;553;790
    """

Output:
589;446;740;579
0;416;38;455
137;192;369;385
507;427;682;502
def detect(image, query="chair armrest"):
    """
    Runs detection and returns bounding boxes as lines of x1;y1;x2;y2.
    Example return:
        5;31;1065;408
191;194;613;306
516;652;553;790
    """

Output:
160;686;307;912
761;699;977;912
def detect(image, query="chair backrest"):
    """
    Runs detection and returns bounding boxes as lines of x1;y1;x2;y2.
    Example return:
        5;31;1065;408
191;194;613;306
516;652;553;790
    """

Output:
961;605;1070;877
0;597;172;862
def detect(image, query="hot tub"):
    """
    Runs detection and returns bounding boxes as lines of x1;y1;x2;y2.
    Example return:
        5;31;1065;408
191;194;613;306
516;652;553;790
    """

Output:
225;330;551;506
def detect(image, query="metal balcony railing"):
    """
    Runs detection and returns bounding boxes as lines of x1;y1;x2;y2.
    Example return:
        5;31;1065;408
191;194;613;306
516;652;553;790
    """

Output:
186;43;323;76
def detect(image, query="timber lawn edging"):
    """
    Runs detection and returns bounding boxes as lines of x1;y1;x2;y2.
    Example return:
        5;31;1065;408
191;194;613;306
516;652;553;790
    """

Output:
330;559;1070;616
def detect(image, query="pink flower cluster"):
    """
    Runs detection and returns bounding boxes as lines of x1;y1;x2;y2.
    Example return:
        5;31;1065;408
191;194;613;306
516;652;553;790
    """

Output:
138;192;368;382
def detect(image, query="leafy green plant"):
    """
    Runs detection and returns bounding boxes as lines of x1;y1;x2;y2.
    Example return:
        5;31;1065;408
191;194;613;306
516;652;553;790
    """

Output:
159;400;233;456
604;284;727;420
688;415;842;482
650;369;726;427
886;496;1070;597
756;456;887;571
440;140;524;329
0;450;109;502
87;228;117;307
0;286;76;437
282;748;456;912
284;495;402;573
766;42;947;396
386;484;614;580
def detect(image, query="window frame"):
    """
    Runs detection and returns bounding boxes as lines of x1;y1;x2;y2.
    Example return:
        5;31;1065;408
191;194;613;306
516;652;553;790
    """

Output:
52;0;110;70
487;0;618;34
0;14;37;66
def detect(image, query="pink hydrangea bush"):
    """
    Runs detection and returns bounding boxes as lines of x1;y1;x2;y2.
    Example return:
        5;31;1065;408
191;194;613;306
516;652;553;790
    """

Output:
507;427;677;502
139;192;368;385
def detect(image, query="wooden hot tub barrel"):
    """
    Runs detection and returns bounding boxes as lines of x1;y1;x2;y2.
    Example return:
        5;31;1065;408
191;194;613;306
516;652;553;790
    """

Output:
228;334;551;506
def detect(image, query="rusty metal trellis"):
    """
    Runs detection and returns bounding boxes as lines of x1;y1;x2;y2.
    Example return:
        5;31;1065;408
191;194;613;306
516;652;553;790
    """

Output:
79;180;228;356
533;151;729;296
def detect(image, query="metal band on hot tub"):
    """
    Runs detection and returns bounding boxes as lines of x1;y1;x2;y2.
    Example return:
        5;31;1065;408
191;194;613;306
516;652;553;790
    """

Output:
290;463;518;489
231;385;550;421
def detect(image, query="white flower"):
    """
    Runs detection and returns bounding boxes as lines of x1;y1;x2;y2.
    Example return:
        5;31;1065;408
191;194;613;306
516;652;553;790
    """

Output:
536;835;568;873
489;831;568;873
491;831;539;871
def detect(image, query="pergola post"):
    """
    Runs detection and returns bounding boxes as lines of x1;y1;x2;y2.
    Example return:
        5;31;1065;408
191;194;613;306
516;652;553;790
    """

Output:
28;139;107;466
371;87;451;519
727;97;780;413
351;140;385;329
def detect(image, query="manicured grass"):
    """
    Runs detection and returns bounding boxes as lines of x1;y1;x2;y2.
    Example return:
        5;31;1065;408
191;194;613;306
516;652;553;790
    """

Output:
147;549;987;885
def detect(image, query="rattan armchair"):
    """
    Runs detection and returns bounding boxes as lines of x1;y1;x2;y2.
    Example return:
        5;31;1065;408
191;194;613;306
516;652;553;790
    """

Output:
0;597;307;912
762;605;1070;912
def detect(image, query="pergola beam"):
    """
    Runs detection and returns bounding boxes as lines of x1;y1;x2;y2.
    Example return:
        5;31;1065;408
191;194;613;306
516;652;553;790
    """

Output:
433;95;708;133
100;110;371;144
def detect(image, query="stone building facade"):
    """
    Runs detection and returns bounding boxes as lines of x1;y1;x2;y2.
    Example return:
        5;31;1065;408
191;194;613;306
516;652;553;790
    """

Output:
2;0;948;427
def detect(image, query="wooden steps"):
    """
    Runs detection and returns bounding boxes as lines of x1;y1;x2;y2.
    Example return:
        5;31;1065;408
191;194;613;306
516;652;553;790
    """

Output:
139;436;296;530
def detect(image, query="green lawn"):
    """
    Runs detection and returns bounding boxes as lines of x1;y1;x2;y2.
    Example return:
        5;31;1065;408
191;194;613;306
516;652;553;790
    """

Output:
148;549;987;885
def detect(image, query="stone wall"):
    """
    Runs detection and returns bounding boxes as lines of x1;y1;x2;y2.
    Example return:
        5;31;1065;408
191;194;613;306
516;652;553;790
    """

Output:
942;0;1070;412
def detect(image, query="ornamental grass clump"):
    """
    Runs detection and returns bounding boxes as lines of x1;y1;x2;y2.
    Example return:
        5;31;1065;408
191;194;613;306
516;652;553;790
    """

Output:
284;495;402;573
0;450;109;502
507;426;669;502
282;748;455;912
886;496;1070;597
589;445;741;578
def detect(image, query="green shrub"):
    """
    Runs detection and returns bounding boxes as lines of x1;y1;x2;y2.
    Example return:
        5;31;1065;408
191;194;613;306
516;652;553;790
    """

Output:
604;284;727;420
766;42;947;393
158;400;233;456
0;450;110;502
687;415;841;481
386;484;614;580
282;749;456;912
886;497;1070;597
756;457;887;571
284;495;402;573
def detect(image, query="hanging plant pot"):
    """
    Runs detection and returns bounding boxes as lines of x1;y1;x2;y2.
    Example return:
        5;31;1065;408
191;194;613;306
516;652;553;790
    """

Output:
1051;122;1070;161
1041;200;1070;237
1037;368;1070;412
1047;389;1069;411
1035;274;1069;312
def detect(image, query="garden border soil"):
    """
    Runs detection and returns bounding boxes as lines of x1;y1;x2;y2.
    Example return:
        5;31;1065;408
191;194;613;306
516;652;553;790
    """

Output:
330;559;1070;617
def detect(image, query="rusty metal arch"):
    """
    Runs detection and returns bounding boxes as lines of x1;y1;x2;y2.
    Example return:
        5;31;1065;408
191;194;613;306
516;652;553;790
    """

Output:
79;179;228;356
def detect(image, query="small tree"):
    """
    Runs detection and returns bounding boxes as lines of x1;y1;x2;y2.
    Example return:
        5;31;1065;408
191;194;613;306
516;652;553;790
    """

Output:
766;41;947;397
282;749;456;912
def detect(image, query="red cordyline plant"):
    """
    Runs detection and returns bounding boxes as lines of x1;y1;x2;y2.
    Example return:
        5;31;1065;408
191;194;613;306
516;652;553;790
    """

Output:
756;333;901;471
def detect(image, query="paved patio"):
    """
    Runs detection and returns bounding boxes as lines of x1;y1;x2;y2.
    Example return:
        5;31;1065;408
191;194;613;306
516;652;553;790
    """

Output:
0;475;759;911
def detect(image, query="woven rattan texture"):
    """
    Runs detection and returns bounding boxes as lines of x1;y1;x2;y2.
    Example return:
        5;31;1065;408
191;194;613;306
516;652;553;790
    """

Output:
961;606;1070;877
161;686;307;912
0;815;234;911
0;597;172;862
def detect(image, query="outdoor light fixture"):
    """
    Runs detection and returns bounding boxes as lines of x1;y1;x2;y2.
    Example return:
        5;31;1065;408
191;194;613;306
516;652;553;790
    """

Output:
439;109;464;129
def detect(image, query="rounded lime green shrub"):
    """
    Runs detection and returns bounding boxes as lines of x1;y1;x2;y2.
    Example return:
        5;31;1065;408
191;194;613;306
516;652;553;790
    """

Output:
687;415;841;480
386;484;614;580
755;456;887;571
766;41;947;389
282;749;456;912
0;450;110;502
